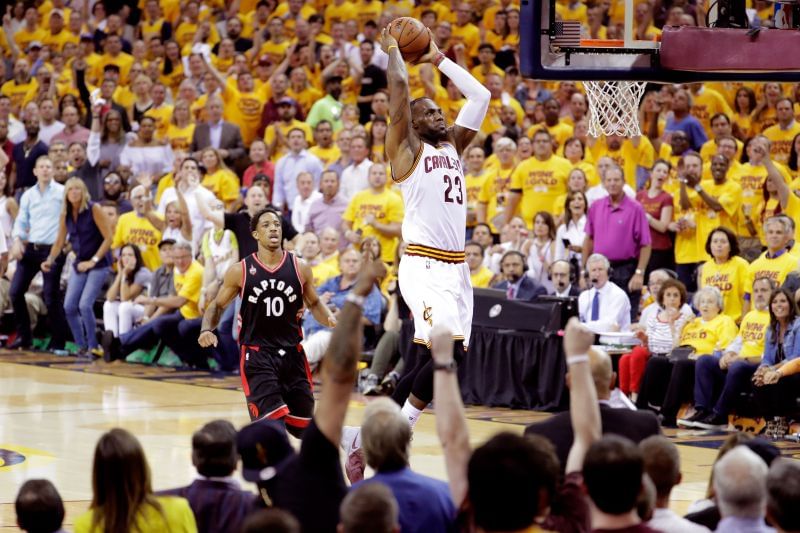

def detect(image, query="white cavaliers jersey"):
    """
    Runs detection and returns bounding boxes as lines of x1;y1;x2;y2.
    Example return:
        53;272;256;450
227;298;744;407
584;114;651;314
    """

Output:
394;141;466;252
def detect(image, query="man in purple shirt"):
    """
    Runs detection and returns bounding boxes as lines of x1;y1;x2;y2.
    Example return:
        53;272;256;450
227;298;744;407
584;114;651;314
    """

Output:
582;165;651;320
306;169;348;238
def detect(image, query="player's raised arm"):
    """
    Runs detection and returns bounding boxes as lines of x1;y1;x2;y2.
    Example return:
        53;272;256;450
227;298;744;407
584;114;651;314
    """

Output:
198;262;243;348
381;28;421;180
422;35;490;153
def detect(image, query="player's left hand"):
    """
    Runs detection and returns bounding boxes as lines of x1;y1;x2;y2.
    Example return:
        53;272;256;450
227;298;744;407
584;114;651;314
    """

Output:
379;27;399;55
327;314;338;328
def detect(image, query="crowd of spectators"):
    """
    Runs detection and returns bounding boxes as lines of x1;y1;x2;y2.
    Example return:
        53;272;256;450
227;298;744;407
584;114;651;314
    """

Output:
4;0;800;527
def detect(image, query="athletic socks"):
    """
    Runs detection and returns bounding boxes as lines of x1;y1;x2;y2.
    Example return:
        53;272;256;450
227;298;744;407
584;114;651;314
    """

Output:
401;400;424;429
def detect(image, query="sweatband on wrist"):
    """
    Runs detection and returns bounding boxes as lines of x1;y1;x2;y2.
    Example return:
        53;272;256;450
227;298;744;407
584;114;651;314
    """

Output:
566;354;590;365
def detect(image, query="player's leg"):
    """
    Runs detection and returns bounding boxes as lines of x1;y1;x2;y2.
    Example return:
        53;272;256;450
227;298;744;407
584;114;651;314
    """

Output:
240;345;289;422
280;345;315;439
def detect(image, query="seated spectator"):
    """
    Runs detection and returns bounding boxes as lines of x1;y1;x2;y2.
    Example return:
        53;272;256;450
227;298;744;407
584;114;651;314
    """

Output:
752;287;800;438
164;99;195;152
549;259;581;297
491;250;546;301
339;135;373;202
101;172;132;213
302;248;383;368
50;105;90;146
189;95;246;168
356;398;455;533
272;128;323;213
681;277;775;430
637;286;738;427
525;346;661;471
298;232;338;286
339;483;400;533
159;198;193;250
767;459;800;533
578;253;632;333
15;479;66;533
241;509;299;533
698;226;750;323
119;116;174;178
619;278;693;399
74;428;196;532
118;241;204;367
639;436;710;532
158;157;216;248
556;190;588;271
102;244;152;338
158;420;257;533
583;435;660;532
713;446;771;533
43;178;113;357
466;241;494;288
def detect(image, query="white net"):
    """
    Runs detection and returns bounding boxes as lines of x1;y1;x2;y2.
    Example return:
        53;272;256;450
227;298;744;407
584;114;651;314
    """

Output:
584;80;647;138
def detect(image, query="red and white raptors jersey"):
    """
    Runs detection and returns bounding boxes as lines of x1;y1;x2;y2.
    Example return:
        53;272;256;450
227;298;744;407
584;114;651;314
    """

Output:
395;141;466;252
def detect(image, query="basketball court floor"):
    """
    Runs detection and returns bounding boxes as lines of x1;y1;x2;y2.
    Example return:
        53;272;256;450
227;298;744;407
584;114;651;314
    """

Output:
1;352;795;531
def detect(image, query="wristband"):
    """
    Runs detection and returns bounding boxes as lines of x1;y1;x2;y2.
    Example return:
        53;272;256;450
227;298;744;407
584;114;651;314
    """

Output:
433;360;457;373
346;293;365;308
387;45;398;53
200;329;215;335
566;354;590;365
432;51;446;66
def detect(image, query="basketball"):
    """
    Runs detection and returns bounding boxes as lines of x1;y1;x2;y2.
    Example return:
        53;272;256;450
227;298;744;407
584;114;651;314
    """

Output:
387;17;431;63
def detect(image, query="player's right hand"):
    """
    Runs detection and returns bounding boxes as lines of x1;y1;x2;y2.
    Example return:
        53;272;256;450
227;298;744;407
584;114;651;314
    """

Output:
414;28;441;65
563;317;594;357
379;27;399;55
198;330;218;348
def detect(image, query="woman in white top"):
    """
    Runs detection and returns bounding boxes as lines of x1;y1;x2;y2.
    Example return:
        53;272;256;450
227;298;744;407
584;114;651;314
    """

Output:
555;190;588;271
119;116;174;178
198;228;239;321
0;169;18;243
524;211;565;294
158;158;216;249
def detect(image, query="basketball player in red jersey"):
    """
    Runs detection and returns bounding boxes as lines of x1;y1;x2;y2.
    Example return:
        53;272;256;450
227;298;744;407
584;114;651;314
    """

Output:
340;26;490;482
198;207;336;437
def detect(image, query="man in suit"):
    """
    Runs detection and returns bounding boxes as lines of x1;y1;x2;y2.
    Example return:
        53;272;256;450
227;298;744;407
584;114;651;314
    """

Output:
549;259;581;297
159;420;257;533
190;95;246;167
491;250;547;301
524;346;661;471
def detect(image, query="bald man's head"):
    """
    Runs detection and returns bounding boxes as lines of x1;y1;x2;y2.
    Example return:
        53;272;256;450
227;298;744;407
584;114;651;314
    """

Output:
567;347;614;400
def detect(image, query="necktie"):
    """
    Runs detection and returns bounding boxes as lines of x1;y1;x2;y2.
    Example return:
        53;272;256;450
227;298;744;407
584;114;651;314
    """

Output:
507;284;515;299
591;291;600;321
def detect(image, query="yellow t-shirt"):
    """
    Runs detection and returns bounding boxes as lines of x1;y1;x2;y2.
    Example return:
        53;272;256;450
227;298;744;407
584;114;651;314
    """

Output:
263;119;314;161
747;250;799;294
93;52;135;85
509;155;573;224
482;97;524;135
202;169;240;204
324;1;358;32
590;137;656;190
354;0;383;30
679;314;739;356
451;22;481;58
74;496;197;533
13;27;46;52
730;162;792;237
144;104;174;139
320;252;341;274
286;85;324;116
471;266;494;288
763;122;800;166
737;308;770;360
465;170;490;227
784;190;800;243
2;79;39;113
258;39;292;65
308;145;341;168
695;179;742;246
673;189;706;265
42;29;78;52
174;261;204;319
221;84;265;146
470;63;505;86
342;188;405;263
699;256;750;322
155;173;175;205
112;212;164;272
527;121;574;151
691;88;734;136
311;261;338;287
478;162;517;232
699;137;744;162
165;123;196;152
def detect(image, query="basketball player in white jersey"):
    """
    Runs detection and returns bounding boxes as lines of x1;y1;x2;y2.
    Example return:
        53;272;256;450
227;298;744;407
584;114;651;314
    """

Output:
340;26;490;483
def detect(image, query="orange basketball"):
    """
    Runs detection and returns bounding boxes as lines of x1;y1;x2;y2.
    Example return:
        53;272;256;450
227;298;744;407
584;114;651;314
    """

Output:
387;17;431;63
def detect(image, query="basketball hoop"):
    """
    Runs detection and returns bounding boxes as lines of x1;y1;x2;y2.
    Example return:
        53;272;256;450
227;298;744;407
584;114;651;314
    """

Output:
583;80;647;138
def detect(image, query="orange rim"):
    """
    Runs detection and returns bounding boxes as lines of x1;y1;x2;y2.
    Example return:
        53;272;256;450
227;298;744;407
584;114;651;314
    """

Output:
580;39;625;47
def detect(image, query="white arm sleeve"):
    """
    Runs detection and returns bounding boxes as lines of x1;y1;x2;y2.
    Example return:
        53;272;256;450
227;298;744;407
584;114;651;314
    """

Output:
436;57;490;131
87;130;101;167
